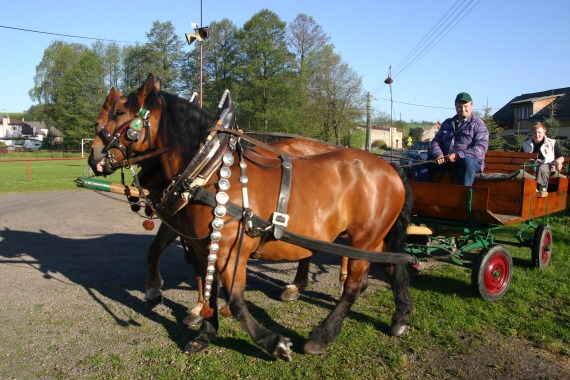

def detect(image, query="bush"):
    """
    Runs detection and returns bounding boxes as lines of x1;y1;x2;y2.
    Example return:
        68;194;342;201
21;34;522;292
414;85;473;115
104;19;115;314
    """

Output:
372;140;387;149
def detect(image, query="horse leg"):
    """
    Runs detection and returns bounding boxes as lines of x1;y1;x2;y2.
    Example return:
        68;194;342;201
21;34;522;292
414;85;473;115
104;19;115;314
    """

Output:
221;256;293;361
339;256;348;295
181;241;206;327
280;257;311;301
185;266;220;354
380;263;412;336
304;258;369;355
145;223;179;309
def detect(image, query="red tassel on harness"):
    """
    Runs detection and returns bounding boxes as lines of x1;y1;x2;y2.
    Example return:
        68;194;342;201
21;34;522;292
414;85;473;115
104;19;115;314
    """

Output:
142;219;155;231
200;302;214;318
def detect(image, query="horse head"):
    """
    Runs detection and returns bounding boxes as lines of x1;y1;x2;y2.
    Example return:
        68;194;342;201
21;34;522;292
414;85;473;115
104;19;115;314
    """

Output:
88;74;162;176
88;73;216;179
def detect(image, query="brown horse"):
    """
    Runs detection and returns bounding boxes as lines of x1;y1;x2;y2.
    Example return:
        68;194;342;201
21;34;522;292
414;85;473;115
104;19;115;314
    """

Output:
88;74;413;361
91;86;341;326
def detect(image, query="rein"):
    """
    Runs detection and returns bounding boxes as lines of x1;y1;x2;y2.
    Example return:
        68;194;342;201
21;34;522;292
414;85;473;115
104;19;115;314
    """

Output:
190;185;416;265
98;106;155;169
207;127;307;159
110;147;170;168
400;157;441;168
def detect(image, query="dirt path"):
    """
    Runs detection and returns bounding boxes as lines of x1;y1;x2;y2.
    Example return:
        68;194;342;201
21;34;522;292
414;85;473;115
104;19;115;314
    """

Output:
1;190;568;379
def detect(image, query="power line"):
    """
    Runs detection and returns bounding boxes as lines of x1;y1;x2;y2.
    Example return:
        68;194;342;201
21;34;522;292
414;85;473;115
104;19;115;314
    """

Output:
372;95;489;116
372;96;455;110
370;0;467;94
0;25;140;45
391;0;482;83
391;0;464;77
370;0;481;96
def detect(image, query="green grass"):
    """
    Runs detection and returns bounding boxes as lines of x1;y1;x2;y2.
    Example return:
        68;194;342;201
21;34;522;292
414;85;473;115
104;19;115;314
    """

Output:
1;158;569;378
0;157;126;193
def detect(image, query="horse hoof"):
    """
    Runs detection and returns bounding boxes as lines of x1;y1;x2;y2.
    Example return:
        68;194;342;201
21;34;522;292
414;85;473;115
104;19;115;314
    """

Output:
280;285;300;302
183;314;203;328
219;305;233;318
303;340;326;355
145;295;163;310
390;322;410;337
184;340;208;355
272;337;293;361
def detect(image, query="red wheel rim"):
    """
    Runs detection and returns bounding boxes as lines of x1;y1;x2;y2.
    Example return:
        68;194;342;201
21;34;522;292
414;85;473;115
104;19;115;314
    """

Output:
541;230;552;265
483;253;510;295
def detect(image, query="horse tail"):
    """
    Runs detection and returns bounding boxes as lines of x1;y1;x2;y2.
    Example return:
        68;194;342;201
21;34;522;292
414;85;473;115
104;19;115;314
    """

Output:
385;163;412;253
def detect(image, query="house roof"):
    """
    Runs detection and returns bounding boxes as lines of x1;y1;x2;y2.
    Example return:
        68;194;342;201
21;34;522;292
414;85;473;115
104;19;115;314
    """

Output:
493;87;570;125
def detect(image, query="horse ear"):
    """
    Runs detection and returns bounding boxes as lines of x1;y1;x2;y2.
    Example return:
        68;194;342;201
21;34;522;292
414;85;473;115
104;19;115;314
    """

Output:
154;79;162;92
142;74;155;97
106;88;118;109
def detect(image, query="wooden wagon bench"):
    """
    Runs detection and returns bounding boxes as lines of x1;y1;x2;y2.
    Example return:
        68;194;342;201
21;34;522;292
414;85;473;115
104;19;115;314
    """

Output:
410;150;569;225
405;150;569;301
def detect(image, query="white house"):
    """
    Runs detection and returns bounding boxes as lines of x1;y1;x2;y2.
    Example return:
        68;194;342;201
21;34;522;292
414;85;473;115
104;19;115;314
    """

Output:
370;125;403;149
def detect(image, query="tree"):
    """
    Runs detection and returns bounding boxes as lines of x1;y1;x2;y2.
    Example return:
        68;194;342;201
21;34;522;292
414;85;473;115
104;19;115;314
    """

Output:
52;49;105;148
408;127;424;142
543;101;559;139
287;14;329;71
122;45;149;92
286;14;330;134
482;105;504;150
344;127;366;149
144;20;185;93
29;41;88;125
305;45;364;144
510;128;528;152
372;110;391;126
182;19;240;109
93;41;122;89
235;9;295;131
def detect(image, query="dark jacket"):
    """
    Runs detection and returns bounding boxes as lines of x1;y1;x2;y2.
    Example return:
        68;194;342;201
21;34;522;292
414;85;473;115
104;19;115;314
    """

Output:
430;113;489;171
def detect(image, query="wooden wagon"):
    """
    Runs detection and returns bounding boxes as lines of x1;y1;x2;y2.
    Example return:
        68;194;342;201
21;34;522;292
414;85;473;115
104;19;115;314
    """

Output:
406;150;569;301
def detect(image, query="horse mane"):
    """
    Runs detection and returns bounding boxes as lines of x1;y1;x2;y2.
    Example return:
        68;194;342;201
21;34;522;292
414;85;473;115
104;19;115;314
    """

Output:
134;89;216;163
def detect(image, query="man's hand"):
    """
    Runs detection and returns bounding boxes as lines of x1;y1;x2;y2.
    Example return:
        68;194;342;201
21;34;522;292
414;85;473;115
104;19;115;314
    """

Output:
447;153;458;162
436;153;458;165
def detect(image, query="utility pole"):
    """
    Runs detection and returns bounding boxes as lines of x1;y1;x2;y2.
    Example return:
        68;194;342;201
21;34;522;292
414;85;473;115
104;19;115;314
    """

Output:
185;0;209;106
365;92;371;151
384;66;394;149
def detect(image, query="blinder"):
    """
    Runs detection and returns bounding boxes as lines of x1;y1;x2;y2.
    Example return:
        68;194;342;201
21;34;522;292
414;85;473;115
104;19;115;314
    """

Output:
98;107;151;168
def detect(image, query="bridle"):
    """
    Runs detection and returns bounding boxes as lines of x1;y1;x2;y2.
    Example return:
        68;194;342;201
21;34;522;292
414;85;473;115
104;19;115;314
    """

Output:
97;100;167;169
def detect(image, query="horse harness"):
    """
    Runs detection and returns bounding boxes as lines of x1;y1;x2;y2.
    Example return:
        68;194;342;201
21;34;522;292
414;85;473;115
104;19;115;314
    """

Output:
108;90;415;306
151;91;296;251
98;98;168;169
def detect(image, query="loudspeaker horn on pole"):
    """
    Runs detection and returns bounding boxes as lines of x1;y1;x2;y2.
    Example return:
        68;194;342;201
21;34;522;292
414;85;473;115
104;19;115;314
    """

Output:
185;27;209;45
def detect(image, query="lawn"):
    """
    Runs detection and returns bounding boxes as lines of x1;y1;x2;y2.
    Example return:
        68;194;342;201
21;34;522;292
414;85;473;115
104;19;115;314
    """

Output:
0;157;568;378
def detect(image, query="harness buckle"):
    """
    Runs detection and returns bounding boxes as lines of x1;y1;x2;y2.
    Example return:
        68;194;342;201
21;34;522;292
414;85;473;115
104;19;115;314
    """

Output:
272;212;289;228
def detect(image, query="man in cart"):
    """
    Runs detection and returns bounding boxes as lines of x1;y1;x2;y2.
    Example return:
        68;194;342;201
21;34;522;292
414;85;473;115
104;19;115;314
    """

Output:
413;92;489;186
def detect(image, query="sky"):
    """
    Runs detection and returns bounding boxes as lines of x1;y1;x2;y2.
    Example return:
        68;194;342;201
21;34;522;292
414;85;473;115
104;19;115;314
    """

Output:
1;0;569;123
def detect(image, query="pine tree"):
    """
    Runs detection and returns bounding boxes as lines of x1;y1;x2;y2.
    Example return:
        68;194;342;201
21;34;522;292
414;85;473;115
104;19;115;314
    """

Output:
543;101;560;139
482;105;505;150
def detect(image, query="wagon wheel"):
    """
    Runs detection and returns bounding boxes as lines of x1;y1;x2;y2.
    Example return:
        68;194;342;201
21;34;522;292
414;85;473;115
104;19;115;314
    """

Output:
471;245;513;301
531;224;552;269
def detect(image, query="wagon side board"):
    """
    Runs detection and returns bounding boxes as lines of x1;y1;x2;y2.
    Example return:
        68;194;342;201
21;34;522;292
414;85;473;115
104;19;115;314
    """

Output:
409;176;568;226
410;182;502;224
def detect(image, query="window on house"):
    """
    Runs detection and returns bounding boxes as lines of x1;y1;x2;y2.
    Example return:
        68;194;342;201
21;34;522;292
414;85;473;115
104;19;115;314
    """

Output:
518;106;529;120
